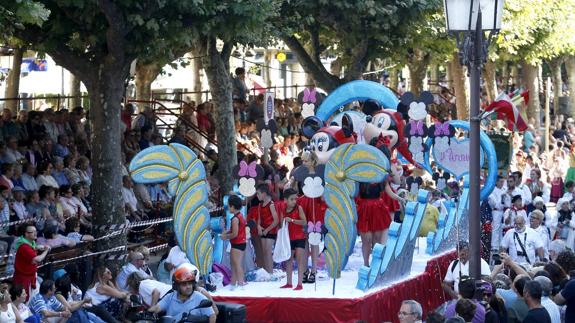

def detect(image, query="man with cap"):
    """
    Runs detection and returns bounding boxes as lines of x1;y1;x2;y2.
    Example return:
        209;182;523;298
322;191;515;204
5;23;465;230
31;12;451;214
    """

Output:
500;216;545;264
533;276;560;322
442;241;491;300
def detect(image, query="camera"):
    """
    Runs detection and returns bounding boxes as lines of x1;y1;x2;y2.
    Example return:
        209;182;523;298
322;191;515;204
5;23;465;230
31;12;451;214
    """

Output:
492;253;501;265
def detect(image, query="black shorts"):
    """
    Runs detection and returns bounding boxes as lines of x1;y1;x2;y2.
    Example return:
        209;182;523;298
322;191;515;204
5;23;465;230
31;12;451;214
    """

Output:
290;239;306;250
262;233;277;240
231;243;246;251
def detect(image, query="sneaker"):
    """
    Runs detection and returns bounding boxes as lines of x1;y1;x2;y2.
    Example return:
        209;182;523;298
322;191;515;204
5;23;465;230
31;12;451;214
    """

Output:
293;284;303;290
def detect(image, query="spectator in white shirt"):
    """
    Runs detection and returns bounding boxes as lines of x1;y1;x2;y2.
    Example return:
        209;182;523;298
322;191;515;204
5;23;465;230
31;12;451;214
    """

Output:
121;176;142;221
116;252;149;292
21;163;39;193
442;241;491;299
164;241;191;280
529;210;551;260
504;195;528;232
126;272;171;307
488;176;506;250
11;186;28;220
2;136;25;164
501;216;545;264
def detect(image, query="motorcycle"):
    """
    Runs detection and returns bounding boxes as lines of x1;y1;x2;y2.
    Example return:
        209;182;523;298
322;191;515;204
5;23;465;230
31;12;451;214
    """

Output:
132;299;214;323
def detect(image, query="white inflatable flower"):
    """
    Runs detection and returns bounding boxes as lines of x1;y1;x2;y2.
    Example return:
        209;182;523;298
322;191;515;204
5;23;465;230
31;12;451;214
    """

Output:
302;176;324;198
408;102;427;121
238;177;256;197
308;232;322;246
434;136;450;152
260;129;273;148
301;103;315;118
408;136;424;153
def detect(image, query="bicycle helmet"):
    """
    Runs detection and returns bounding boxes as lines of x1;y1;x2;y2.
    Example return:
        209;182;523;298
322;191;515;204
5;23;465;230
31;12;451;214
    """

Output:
173;263;200;283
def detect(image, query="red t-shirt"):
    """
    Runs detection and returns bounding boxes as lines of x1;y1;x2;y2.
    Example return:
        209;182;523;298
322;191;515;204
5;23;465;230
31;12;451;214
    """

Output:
285;206;306;241
259;201;277;234
14;243;37;277
297;196;327;224
230;212;247;245
121;111;132;131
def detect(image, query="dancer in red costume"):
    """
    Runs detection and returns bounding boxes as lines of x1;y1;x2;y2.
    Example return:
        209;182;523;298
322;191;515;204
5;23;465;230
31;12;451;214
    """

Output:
278;189;307;290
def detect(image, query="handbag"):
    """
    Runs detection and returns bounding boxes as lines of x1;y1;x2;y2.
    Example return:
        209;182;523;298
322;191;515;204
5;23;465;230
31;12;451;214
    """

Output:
273;219;291;263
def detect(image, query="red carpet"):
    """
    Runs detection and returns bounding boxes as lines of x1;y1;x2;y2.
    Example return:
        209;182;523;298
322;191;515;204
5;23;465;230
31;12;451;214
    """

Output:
213;250;457;323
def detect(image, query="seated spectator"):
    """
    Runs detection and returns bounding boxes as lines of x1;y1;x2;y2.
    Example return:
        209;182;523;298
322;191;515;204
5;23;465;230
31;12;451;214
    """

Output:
164;239;191;279
64;217;94;242
523;280;551;322
58;185;76;218
455;298;476;323
116;252;149;291
53;271;105;323
0;163;15;189
75;156;91;187
12;186;29;220
121;176;143;221
85;266;129;320
9;284;41;323
25;191;42;219
126;272;171;307
62;155;80;185
36;221;75;249
54;134;70;158
50;157;68;187
0;283;24;323
134;246;154;278
21;163;39;193
36;162;58;189
11;163;24;189
3;136;25;164
29;279;71;322
24;140;40;167
398;299;423;323
138;126;153;150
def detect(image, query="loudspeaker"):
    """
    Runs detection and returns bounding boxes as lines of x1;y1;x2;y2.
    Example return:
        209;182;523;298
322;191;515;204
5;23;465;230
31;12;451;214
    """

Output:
215;302;246;323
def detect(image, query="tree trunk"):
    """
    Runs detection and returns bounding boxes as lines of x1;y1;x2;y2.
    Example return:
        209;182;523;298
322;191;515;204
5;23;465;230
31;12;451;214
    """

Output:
283;35;342;92
449;52;469;120
191;48;204;104
135;62;162;101
4;48;23;112
263;49;272;87
389;67;399;92
408;49;429;97
429;64;439;92
69;73;82;108
550;57;563;115
522;61;541;128
500;61;509;91
201;39;237;194
82;65;128;257
510;64;521;89
484;60;498;103
566;56;575;117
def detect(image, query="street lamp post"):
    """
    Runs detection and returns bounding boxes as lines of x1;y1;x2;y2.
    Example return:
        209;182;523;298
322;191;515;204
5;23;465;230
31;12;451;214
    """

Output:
443;0;504;281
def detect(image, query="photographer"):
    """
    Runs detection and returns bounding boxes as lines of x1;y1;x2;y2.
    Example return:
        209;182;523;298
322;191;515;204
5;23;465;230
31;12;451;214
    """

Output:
148;264;216;323
500;216;545;265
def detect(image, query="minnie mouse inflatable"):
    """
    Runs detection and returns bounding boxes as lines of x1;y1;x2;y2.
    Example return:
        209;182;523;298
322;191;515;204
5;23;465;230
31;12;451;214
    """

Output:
361;100;416;166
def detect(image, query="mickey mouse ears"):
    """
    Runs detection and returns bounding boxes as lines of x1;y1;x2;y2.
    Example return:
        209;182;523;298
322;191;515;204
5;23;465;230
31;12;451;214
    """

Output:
301;116;325;139
361;100;382;116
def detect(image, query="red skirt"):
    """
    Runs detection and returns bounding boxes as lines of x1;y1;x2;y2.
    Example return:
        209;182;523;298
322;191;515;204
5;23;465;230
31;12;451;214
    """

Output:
356;197;391;233
380;188;400;213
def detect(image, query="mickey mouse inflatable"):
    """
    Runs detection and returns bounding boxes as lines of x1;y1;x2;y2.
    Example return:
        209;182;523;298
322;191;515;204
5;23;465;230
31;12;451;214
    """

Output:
301;114;357;164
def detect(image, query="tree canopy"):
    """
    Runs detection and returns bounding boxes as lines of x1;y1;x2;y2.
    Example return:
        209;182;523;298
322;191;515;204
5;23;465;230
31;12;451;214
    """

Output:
275;0;441;91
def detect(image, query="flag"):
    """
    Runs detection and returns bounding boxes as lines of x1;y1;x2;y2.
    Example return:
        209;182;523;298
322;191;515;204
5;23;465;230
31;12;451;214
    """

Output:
485;92;528;132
